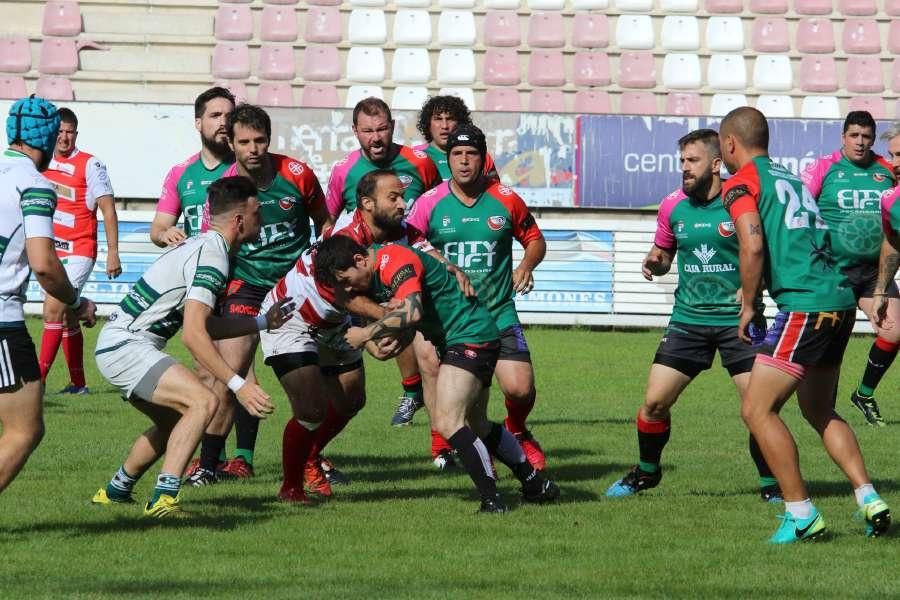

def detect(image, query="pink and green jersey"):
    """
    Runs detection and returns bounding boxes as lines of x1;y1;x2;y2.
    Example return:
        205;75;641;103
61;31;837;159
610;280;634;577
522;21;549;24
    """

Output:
157;153;233;238
413;142;497;182
325;144;440;217
801;150;894;267
406;180;542;330
881;185;900;238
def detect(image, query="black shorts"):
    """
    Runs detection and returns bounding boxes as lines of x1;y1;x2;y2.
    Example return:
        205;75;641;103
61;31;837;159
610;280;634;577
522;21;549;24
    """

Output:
265;352;363;379
219;279;269;318
654;322;758;378
758;309;855;367
441;341;500;388
842;263;900;300
0;327;40;392
498;324;531;362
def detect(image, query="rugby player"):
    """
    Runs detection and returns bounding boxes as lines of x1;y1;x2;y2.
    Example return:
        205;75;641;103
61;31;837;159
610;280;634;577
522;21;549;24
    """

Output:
0;96;97;494
801;111;898;427
603;129;778;501
413;95;496;182
720;107;890;543
314;234;560;513
405;125;547;470
91;176;291;516
39;107;119;394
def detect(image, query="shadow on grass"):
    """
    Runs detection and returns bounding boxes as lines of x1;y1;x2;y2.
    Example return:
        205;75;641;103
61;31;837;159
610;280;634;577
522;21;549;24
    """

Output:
807;478;900;498
0;511;275;538
545;461;635;483
527;417;603;426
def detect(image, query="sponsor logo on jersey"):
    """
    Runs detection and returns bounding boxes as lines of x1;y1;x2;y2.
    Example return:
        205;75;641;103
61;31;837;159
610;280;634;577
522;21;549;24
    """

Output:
424;187;438;197
498;185;513;196
462;217;480;223
54;238;73;252
288;161;304;176
186;180;194;190
398;174;413;188
836;189;883;210
443;240;498;269
837;171;845;178
279;196;296;211
389;264;416;294
464;348;477;360
48;160;76;176
874;173;886;182
380;253;391;269
413;150;427;159
692;243;716;265
53;182;75;202
723;185;750;209
442;215;451;227
676;220;685;233
488;215;506;231
718;221;735;237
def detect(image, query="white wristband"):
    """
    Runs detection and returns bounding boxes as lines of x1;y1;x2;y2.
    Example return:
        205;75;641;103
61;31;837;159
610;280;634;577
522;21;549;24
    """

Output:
227;374;245;393
255;313;268;331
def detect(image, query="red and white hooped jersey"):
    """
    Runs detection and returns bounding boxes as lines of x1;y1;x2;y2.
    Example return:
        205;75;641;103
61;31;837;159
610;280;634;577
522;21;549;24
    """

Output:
43;148;114;260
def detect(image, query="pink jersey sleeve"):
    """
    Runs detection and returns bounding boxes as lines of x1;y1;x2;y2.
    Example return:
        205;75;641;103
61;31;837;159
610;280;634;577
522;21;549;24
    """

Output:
800;151;841;200
413;142;429;152
882;186;900;236
325;152;360;217
157;153;198;216
654;188;687;250
405;181;450;238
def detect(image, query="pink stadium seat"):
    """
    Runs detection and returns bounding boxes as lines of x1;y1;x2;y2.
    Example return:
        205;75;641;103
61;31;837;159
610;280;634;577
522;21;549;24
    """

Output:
846;57;884;93
573;51;611;86
261;6;299;42
528;12;565;48
483;48;521;85
893;60;900;92
751;18;790;52
842;19;881;54
848;96;886;118
573;90;611;114
39;38;78;75
749;0;787;14
888;0;900;16
42;0;81;37
665;92;703;115
0;36;32;73
302;46;340;81
529;90;567;112
572;13;608;48
799;56;838;92
35;76;73;101
257;82;296;107
705;0;742;13
794;0;832;14
796;18;835;53
305;7;342;44
215;5;253;41
0;76;27;100
214;80;249;103
528;51;565;86
839;0;876;15
889;21;900;54
618;52;656;89
258;45;295;80
484;88;522;111
484;11;521;47
264;0;299;4
300;84;340;107
212;43;251;79
620;92;657;115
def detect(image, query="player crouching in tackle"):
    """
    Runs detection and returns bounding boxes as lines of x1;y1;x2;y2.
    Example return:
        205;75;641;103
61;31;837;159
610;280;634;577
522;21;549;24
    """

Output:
314;235;560;513
91;177;293;517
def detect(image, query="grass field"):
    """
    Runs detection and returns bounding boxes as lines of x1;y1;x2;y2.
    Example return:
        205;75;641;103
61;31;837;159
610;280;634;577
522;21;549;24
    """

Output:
1;319;899;598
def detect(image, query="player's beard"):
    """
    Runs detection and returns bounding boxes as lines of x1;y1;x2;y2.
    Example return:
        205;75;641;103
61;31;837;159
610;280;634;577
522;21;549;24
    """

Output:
683;170;714;202
202;132;233;161
372;206;405;235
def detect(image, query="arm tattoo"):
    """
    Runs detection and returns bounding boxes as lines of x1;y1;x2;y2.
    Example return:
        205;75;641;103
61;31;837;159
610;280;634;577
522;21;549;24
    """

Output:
366;293;424;341
879;250;900;291
749;223;761;236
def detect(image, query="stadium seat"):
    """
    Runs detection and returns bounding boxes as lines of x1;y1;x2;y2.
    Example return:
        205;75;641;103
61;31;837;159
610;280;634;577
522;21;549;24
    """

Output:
706;17;744;52
264;0;298;4
799;56;838;92
391;86;429;109
665;92;703;115
302;46;340;81
0;76;27;100
346;85;384;108
709;93;748;116
573;90;611;114
528;50;565;86
484;11;521;47
348;10;387;45
572;14;609;48
888;0;900;16
800;95;840;118
351;0;385;6
661;16;699;51
573;51;611;86
614;0;653;11
705;0;742;12
393;10;432;45
846;57;884;93
529;13;565;48
889;21;900;54
893;60;900;92
619;92;657;115
615;15;654;50
307;0;340;4
618;52;656;89
212;43;251;79
707;54;746;90
755;95;795;118
528;0;565;8
483;88;522;111
392;48;431;83
751;18;790;52
347;47;385;82
572;0;609;8
796;18;835;53
441;0;476;7
842;19;881;54
258;44;295;80
0;36;31;73
260;6;299;42
438;87;476;109
484;0;520;8
437;49;476;84
749;0;787;13
305;7;342;43
35;76;74;101
529;89;567;112
848;96;886;118
662;54;701;89
660;0;699;12
839;0;876;15
300;84;340;107
39;38;79;75
483;48;521;85
396;0;431;6
214;80;249;103
438;11;477;46
42;0;82;37
215;5;253;41
753;55;792;92
257;82;296;107
795;0;833;14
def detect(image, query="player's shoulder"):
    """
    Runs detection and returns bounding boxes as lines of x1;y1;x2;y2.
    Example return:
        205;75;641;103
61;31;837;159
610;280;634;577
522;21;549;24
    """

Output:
882;185;900;207
872;154;896;179
485;180;525;206
273;153;317;185
332;149;362;171
412;142;430;153
659;187;688;210
170;152;202;172
812;150;843;170
401;144;433;165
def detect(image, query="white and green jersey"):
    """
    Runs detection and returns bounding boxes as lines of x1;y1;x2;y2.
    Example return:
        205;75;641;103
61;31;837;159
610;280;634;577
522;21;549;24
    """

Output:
0;149;57;327
100;231;230;345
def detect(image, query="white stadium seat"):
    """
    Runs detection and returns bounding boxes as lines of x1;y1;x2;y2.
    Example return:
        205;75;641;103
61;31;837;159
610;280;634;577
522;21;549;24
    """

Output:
438;11;477;46
756;95;795;118
753;55;793;92
615;15;654;49
347;46;385;82
437;48;476;84
391;86;429;109
707;54;747;90
800;95;840;118
706;17;745;52
346;85;385;108
660;16;699;50
439;87;477;109
709;93;749;116
393;10;432;45
662;54;701;89
348;9;387;44
391;48;431;83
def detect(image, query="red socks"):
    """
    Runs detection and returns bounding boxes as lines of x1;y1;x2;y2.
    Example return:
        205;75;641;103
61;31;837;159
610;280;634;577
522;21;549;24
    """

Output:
282;419;316;488
62;326;85;388
431;429;452;458
39;321;64;382
310;403;354;458
503;390;536;435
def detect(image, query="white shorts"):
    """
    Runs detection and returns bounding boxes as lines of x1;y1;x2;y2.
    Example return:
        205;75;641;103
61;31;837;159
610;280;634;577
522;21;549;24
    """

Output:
259;301;361;371
39;256;95;299
95;324;175;401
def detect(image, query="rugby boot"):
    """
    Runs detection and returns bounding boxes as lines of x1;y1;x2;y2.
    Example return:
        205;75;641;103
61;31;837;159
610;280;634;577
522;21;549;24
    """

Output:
760;484;783;504
185;467;218;487
512;428;546;471
144;494;183;518
850;392;886;427
478;495;508;514
856;494;891;538
391;394;424;427
91;487;135;505
522;477;561;504
319;455;350;485
304;459;333;497
769;509;827;544
432;449;459;471
278;485;315;505
605;465;662;497
219;456;254;479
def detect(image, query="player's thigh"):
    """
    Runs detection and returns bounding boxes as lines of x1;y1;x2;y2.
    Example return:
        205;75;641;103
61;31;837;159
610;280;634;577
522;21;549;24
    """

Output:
650;323;715;400
465;388;492;437
215;333;259;375
741;360;800;423
413;333;440;382
436;364;484;417
644;364;692;410
795;365;841;428
494;358;534;398
129;396;182;434
0;380;43;437
149;362;217;417
42;293;66;322
859;296;900;343
279;363;329;423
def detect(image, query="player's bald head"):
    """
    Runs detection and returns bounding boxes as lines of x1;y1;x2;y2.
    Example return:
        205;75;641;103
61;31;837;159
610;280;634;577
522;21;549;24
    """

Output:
720;107;769;152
